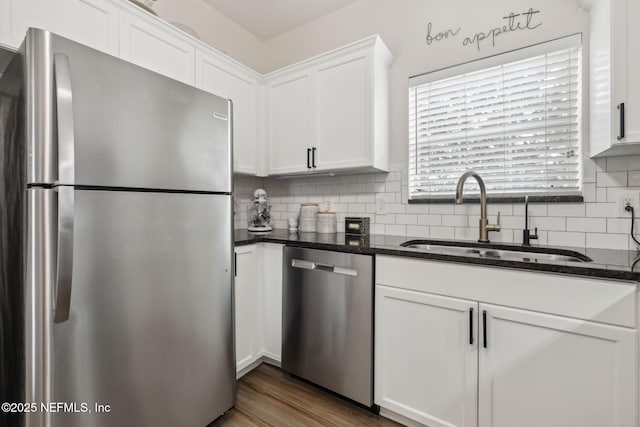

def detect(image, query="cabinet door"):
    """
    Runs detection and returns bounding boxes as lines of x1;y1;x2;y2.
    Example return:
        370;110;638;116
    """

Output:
0;0;118;54
0;0;53;49
119;12;195;85
267;71;313;174
234;245;259;374
261;243;283;362
196;50;259;175
316;52;371;171
375;285;478;427
478;304;637;427
623;0;640;143
52;0;119;56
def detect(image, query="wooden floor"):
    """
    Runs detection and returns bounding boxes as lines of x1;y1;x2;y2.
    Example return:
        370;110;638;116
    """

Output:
213;364;402;426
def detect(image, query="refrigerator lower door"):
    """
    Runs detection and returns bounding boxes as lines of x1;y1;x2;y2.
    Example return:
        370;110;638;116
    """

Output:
52;190;234;426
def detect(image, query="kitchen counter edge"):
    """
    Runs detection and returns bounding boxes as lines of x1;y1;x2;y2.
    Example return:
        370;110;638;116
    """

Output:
234;229;640;283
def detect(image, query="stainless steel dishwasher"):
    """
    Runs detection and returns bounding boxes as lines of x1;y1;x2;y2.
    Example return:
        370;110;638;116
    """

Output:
282;246;374;408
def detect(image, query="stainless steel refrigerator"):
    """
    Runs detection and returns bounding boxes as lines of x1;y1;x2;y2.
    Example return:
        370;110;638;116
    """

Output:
0;28;235;426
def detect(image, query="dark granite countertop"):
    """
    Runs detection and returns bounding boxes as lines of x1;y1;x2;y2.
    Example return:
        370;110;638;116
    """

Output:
235;228;640;282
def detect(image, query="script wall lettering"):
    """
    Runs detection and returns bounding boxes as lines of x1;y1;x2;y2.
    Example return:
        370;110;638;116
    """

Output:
425;8;542;51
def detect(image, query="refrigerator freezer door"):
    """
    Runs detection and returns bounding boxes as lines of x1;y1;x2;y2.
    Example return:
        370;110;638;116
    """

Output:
25;29;232;192
52;190;234;426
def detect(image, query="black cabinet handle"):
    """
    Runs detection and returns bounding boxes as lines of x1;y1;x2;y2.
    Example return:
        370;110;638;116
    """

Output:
307;148;311;169
482;310;487;348
312;147;317;168
618;103;625;140
234;253;237;277
469;307;474;345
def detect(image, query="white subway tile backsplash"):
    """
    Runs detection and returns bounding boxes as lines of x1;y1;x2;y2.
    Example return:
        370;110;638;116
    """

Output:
357;194;376;203
386;203;407;214
376;214;396;224
628;171;640;187
586;233;628;250
429;204;455;215
442;215;467;227
385;224;406;236
234;153;640;250
429;226;455;239
547;231;585;248
566;217;606;233
596;171;627;187
547;203;585;217
530;217;566;231
586;203;615;218
406;204;429;214
582;183;596;202
417;215;442;226
606;156;640;172
385;181;401;192
396;214;418;225
582;157;596;183
407;225;429;236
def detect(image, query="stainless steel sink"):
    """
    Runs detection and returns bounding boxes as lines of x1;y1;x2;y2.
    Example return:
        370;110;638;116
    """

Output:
400;240;592;263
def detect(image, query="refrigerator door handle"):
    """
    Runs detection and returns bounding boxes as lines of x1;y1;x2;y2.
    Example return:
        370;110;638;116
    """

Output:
53;53;75;185
53;186;74;323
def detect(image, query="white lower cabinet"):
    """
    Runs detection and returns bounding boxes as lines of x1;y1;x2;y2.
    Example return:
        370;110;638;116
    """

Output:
478;303;636;427
233;243;283;376
375;255;638;427
375;286;477;427
234;244;259;373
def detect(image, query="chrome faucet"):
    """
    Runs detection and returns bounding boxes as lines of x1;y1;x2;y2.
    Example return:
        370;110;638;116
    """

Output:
522;195;538;246
455;170;500;243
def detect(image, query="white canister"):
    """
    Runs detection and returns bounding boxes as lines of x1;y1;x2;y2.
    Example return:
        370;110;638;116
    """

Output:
317;212;337;234
299;203;319;232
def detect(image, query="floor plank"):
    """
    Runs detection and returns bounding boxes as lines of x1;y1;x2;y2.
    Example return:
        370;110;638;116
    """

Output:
213;364;402;426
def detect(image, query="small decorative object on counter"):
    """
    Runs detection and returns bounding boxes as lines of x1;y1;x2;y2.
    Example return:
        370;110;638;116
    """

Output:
299;203;319;232
345;234;370;248
345;217;370;235
317;212;337;234
288;216;299;232
247;188;272;233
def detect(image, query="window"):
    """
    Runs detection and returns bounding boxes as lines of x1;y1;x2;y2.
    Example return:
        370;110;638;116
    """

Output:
408;35;582;200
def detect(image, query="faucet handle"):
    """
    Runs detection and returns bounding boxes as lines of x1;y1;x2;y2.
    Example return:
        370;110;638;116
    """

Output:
486;211;501;232
531;227;539;240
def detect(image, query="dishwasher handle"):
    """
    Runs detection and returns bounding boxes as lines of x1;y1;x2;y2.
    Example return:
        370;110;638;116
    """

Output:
290;258;358;277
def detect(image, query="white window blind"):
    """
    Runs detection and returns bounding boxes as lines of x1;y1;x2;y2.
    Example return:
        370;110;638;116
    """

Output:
408;35;582;200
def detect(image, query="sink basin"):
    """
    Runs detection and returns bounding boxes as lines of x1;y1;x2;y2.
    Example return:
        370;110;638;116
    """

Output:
400;240;592;263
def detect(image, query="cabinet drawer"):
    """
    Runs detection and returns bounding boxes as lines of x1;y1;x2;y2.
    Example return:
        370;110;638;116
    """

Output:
376;255;637;328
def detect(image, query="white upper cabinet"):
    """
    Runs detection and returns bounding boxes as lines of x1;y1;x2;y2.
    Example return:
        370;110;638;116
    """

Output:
587;0;640;157
266;70;314;174
196;49;261;175
0;0;119;55
119;11;195;85
264;35;392;176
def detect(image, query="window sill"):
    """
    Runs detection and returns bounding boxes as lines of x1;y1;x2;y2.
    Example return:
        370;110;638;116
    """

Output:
408;195;584;204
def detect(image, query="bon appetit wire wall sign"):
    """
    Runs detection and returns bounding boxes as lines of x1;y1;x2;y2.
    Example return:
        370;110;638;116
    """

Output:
425;8;542;51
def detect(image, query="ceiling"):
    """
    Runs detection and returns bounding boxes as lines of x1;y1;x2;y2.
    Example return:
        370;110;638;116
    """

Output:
203;0;358;41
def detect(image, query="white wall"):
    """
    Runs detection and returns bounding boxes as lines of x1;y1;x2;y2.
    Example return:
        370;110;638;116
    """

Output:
262;0;589;166
168;0;637;251
152;0;264;70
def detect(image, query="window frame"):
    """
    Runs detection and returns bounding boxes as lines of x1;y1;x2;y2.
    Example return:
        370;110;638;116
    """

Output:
407;34;585;204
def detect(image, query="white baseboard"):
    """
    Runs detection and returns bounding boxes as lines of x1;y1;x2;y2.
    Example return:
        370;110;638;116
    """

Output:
236;353;281;379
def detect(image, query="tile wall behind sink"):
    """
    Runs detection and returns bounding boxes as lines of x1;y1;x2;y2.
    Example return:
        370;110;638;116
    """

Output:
234;155;640;251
